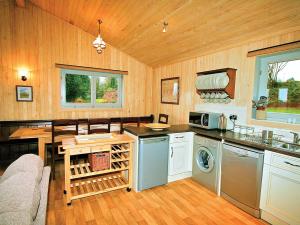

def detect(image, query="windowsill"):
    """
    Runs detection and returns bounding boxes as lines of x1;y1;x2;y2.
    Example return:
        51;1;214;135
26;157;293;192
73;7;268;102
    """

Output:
249;118;300;132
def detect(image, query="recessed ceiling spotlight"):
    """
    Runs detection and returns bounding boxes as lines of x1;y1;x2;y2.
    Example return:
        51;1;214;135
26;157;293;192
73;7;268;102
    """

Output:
162;21;168;33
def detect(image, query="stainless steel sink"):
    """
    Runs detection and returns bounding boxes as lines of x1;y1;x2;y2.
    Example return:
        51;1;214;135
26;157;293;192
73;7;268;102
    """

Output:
274;141;300;152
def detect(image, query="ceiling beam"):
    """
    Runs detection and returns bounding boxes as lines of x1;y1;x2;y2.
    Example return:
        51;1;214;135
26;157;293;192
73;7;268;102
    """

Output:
16;0;26;8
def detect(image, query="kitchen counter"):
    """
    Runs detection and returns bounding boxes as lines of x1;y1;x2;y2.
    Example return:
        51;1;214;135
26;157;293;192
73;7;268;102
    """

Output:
124;124;300;158
123;124;191;137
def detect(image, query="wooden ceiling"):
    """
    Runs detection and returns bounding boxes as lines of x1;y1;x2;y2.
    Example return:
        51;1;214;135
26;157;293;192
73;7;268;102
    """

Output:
29;0;300;67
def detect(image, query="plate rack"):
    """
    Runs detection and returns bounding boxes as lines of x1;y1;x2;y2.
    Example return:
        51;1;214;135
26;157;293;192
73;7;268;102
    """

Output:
196;68;236;99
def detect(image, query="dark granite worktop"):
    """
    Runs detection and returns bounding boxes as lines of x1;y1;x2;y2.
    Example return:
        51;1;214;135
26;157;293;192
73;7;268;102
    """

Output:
124;124;300;158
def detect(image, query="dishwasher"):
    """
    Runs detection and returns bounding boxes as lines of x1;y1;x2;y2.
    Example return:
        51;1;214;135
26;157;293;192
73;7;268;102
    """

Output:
138;136;169;191
221;142;264;218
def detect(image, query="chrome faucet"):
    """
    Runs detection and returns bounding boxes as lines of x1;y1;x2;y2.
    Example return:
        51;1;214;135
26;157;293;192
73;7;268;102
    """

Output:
290;132;300;144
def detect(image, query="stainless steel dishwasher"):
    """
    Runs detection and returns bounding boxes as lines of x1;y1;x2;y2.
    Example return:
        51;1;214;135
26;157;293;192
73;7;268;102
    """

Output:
221;142;264;218
138;136;169;191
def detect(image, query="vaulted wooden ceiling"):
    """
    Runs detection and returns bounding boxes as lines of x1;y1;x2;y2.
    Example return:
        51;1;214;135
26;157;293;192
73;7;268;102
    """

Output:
29;0;300;67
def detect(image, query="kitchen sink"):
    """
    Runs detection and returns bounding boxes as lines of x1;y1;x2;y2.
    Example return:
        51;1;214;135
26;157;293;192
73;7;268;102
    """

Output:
274;141;300;152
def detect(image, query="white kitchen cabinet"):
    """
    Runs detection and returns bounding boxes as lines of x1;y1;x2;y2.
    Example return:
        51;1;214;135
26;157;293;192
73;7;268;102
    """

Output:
168;132;193;182
260;151;300;225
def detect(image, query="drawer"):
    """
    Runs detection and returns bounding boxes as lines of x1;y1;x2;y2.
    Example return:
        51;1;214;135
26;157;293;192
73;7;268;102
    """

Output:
265;150;300;175
91;145;111;153
71;147;91;155
169;132;193;143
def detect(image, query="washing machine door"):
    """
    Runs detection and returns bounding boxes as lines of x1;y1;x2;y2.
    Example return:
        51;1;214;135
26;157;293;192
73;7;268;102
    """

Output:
196;146;215;173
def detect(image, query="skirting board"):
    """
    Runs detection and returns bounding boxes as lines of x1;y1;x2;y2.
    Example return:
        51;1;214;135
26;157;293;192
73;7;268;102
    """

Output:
261;210;289;225
168;172;192;183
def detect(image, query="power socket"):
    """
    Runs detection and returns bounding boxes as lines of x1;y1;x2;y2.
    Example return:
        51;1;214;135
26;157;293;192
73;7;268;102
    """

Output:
229;114;237;121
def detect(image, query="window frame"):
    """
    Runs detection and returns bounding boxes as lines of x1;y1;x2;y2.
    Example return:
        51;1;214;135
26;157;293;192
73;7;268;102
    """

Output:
253;49;300;124
60;69;124;109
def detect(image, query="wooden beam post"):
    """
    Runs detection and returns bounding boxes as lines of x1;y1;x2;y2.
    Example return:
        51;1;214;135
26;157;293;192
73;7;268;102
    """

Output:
16;0;25;8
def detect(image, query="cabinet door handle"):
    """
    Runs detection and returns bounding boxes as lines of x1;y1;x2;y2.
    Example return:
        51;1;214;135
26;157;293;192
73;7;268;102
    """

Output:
175;136;184;139
171;147;174;158
284;161;300;167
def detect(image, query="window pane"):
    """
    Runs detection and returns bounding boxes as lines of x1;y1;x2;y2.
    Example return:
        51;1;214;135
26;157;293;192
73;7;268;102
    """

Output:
65;74;91;103
96;77;119;103
267;59;300;114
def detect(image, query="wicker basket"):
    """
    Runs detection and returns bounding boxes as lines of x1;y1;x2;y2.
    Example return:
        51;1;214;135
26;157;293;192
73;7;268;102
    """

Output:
88;152;110;171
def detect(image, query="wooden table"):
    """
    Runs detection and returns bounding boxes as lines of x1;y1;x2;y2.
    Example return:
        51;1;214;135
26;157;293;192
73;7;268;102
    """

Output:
9;125;123;162
9;127;52;161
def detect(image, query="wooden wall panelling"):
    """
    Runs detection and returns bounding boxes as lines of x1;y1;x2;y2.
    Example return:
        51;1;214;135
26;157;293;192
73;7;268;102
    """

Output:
0;0;153;121
152;30;300;131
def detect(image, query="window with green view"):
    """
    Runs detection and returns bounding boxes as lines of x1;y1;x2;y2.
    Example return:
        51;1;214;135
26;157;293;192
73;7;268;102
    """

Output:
61;69;123;108
253;49;300;124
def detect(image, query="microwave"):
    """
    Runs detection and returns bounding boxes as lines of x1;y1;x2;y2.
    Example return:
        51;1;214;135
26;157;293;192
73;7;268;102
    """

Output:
189;111;221;129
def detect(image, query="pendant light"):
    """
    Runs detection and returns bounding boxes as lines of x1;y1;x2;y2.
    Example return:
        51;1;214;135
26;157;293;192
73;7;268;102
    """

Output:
92;19;106;54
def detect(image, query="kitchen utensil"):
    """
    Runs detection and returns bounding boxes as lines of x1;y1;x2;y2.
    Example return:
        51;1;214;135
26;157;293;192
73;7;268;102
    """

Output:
218;114;227;131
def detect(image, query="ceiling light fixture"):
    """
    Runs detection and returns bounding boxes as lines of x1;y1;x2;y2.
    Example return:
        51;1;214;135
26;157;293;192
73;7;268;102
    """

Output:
92;19;106;54
162;21;168;33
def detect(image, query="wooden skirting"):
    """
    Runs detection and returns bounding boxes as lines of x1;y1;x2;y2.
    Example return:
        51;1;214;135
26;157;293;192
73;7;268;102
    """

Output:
247;40;300;57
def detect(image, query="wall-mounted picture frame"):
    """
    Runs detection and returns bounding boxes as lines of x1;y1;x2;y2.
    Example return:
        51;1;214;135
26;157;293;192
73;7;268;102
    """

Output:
16;85;33;102
161;77;180;104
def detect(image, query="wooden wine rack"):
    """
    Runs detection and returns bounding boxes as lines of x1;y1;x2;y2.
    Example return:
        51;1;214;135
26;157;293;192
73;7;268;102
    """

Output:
62;134;134;205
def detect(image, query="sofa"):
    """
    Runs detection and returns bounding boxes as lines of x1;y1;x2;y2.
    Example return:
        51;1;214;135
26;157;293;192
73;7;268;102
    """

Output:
0;154;50;225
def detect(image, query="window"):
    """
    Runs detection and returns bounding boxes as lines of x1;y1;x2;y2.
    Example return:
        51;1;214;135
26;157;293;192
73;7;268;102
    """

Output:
61;69;123;108
253;49;300;124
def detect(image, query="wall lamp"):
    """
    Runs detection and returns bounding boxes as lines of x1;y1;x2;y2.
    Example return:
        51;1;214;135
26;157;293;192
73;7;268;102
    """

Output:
18;68;29;81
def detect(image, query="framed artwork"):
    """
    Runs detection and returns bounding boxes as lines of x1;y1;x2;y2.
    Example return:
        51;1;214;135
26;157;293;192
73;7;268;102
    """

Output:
161;77;180;104
16;85;33;102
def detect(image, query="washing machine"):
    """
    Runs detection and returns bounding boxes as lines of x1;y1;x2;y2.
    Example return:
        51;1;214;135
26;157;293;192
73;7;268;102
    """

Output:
192;134;221;195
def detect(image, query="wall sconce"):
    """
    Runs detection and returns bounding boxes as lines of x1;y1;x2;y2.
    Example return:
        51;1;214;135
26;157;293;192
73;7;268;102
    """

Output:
18;69;29;81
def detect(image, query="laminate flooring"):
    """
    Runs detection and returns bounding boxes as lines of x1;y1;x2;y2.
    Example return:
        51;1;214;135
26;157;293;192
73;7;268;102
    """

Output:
46;162;267;225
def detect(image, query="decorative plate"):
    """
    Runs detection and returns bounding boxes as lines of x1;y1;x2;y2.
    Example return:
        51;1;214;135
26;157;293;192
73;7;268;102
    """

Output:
144;123;170;131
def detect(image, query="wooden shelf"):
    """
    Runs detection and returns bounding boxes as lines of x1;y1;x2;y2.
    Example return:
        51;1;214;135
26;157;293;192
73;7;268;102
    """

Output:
70;172;128;200
196;68;236;99
70;160;129;179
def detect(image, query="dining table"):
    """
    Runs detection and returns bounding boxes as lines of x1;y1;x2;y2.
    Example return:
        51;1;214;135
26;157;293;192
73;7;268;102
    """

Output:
9;124;123;162
9;127;52;162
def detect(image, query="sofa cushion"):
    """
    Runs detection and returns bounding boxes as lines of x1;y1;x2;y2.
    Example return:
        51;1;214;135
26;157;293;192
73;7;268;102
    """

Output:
0;211;33;225
0;172;41;222
0;154;43;183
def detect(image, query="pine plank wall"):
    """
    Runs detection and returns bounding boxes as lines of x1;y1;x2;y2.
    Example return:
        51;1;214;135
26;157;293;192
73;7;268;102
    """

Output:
0;0;153;121
0;0;300;132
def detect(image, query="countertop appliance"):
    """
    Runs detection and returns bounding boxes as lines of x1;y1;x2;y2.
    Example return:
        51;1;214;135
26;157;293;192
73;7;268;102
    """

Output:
192;135;221;194
221;142;264;218
189;111;221;129
138;136;169;191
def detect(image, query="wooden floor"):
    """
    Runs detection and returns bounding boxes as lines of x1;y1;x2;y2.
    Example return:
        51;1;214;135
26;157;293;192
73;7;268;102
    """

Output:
46;162;267;225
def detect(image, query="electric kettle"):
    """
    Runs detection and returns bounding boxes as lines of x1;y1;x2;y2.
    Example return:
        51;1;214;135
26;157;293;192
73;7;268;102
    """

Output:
218;113;227;131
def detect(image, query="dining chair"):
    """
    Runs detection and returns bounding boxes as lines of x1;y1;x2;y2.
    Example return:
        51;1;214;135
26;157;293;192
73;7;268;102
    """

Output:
51;119;79;180
158;114;169;124
120;117;140;134
88;118;111;134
